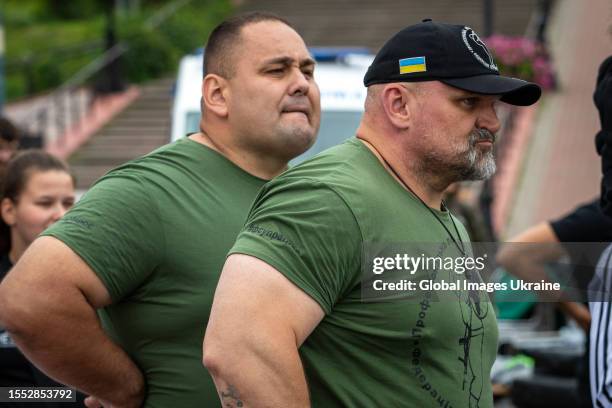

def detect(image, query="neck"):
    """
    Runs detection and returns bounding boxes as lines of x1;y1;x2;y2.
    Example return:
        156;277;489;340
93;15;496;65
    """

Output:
8;233;26;265
190;132;288;180
356;128;445;210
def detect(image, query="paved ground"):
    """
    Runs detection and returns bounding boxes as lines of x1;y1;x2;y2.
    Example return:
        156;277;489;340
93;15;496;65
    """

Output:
504;0;612;238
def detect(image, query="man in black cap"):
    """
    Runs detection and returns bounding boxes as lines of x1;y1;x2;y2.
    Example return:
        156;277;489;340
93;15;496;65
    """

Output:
204;20;541;407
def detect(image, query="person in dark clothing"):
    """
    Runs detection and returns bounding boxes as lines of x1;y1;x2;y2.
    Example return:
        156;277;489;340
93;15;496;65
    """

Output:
589;54;612;408
497;198;612;408
549;199;612;299
594;56;612;216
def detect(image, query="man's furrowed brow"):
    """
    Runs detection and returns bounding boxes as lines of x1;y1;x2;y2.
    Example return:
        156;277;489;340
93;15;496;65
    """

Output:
455;90;501;100
261;56;316;67
449;88;479;98
301;57;316;67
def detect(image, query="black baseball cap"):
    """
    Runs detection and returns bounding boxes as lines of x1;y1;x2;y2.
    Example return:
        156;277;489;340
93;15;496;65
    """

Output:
364;19;541;106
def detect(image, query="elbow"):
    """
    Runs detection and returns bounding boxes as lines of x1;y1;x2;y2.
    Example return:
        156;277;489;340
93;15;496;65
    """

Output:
202;348;220;378
202;330;227;379
203;324;244;382
0;283;43;338
202;333;216;372
0;286;27;333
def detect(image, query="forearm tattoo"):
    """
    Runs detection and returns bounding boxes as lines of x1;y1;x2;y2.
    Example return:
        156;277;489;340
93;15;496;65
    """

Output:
220;384;244;407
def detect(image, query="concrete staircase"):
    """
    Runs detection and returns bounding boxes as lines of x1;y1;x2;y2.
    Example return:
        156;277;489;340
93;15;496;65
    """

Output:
68;77;174;190
239;0;541;50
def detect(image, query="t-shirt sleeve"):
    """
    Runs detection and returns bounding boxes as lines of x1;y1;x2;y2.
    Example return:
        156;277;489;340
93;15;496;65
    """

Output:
229;177;362;314
550;198;612;242
41;171;165;302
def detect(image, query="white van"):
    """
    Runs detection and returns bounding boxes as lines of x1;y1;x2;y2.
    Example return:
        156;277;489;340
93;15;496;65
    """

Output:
170;48;374;164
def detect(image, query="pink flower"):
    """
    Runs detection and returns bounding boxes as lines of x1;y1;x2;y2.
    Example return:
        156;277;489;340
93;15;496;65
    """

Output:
484;35;557;90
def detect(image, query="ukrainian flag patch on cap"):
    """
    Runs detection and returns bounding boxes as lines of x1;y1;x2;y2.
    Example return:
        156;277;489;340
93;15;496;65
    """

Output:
399;56;427;74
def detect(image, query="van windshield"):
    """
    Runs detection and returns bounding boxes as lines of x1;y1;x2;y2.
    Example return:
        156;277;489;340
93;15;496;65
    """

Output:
185;111;201;136
291;110;362;165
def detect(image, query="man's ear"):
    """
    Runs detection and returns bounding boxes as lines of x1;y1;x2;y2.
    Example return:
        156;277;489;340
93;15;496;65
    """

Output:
380;84;412;129
202;74;229;118
1;198;16;227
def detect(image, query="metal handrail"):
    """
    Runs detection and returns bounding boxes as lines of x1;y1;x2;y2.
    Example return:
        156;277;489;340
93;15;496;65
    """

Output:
145;0;193;30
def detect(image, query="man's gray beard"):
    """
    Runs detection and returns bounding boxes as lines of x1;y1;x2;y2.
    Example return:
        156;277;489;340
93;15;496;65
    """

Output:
416;128;497;188
461;129;496;181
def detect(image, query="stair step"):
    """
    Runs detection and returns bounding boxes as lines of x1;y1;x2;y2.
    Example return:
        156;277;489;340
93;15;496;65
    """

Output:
70;165;120;189
70;154;149;166
73;143;165;157
68;76;174;190
101;119;170;127
82;136;168;146
93;127;170;136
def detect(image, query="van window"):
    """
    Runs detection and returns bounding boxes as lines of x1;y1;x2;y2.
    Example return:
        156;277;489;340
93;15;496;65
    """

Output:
185;111;200;136
291;110;362;164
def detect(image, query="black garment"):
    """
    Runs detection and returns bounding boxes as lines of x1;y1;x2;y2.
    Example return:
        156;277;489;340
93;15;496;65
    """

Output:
597;130;612;216
551;198;612;243
550;198;612;290
0;254;84;407
594;55;612;217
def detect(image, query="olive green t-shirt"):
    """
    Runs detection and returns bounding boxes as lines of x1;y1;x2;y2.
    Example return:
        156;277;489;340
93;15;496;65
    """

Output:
43;138;266;407
231;138;499;408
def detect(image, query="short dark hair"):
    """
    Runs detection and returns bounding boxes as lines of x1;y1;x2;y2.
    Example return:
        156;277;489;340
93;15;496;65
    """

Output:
203;12;293;78
0;117;20;143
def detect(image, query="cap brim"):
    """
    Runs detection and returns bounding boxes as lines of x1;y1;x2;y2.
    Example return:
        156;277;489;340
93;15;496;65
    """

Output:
441;75;542;106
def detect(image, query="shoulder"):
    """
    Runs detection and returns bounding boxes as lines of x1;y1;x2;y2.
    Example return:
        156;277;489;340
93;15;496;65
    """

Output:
88;138;215;195
104;139;199;177
270;138;382;199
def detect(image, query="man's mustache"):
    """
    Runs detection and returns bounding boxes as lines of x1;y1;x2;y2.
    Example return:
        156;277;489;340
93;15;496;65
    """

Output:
470;128;496;144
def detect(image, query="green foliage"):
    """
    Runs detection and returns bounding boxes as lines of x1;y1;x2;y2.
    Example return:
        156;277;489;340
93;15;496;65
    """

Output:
3;0;233;101
43;0;106;20
4;16;105;100
157;0;233;54
3;0;49;26
5;75;27;102
30;59;63;92
6;48;101;99
119;20;179;83
118;0;232;83
6;18;105;54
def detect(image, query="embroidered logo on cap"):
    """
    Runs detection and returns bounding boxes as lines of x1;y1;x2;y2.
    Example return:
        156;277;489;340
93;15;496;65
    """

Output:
399;56;427;74
461;27;498;72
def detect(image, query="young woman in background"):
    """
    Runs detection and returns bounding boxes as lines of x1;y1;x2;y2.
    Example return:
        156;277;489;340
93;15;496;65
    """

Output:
0;149;76;406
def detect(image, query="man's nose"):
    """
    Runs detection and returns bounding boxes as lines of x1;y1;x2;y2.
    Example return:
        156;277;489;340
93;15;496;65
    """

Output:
477;104;501;134
288;68;310;96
